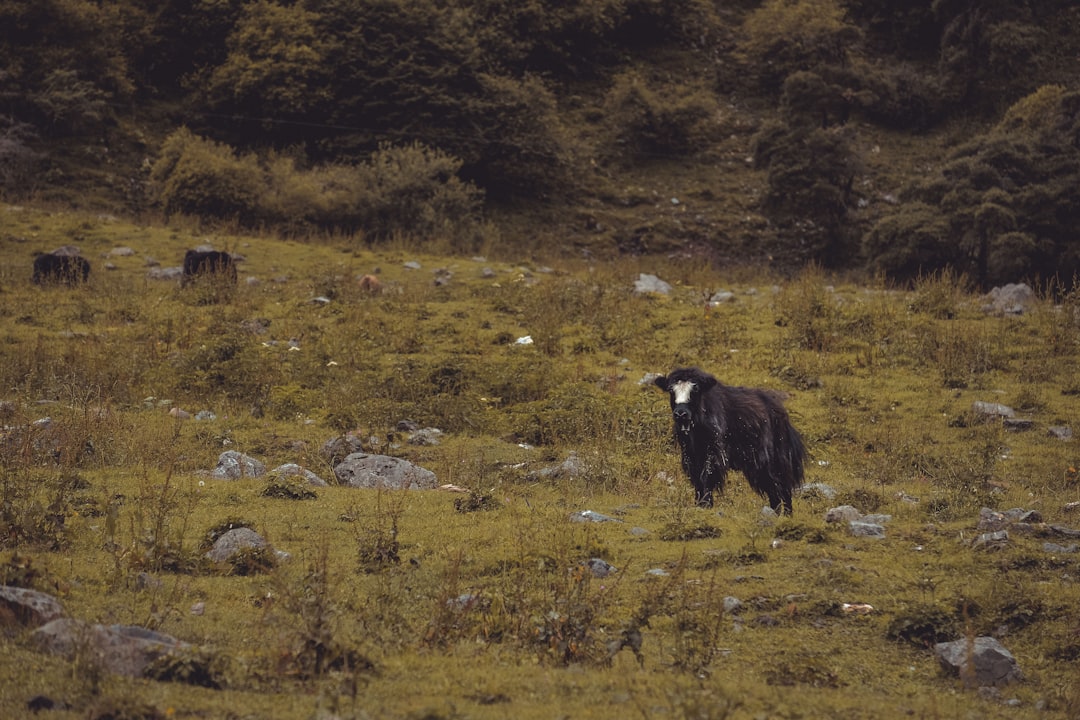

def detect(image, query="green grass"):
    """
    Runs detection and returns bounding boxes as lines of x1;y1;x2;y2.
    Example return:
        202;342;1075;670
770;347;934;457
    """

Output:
1;205;1078;719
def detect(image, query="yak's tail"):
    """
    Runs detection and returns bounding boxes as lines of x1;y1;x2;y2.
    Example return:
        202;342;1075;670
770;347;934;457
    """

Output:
781;420;806;491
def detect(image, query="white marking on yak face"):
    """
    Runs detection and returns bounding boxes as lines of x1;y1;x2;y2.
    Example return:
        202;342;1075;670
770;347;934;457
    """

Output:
670;380;696;433
671;380;696;405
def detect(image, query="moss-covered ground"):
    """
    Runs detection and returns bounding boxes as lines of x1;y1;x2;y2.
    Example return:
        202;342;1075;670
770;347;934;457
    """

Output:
1;205;1078;719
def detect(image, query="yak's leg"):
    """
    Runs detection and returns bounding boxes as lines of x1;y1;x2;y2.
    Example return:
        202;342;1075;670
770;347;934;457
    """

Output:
694;478;714;507
765;483;794;516
696;458;725;508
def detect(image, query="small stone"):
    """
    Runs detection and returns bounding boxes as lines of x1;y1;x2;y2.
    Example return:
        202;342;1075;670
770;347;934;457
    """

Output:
583;558;617;578
850;521;886;538
1042;542;1077;554
972;401;1015;418
569;510;621;523
633;273;672;296
825;505;862;523
973;530;1009;550
797;482;838;500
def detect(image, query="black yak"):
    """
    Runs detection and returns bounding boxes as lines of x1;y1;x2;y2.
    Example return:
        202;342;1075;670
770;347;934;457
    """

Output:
32;253;91;285
654;367;805;514
182;249;237;287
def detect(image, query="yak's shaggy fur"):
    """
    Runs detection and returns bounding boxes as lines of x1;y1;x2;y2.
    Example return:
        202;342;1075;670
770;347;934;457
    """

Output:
32;253;90;285
655;367;805;514
182;249;237;287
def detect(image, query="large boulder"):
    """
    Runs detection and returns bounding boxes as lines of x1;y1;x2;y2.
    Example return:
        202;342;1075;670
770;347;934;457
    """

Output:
269;463;328;487
982;283;1034;315
934;636;1022;687
33;619;188;677
210;450;266;480
0;585;65;628
205;527;268;563
334;452;437;490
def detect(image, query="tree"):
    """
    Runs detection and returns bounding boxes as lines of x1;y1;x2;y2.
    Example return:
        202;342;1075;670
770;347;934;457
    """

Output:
751;72;863;266
738;0;862;92
864;86;1080;287
197;2;331;125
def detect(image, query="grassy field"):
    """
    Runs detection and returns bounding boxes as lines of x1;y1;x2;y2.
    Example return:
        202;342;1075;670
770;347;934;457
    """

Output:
1;204;1078;719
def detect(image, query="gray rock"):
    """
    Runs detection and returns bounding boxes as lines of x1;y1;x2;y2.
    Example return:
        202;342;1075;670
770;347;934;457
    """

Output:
978;507;1009;531
320;433;364;466
934;636;1022;687
1003;418;1034;432
33;618;188;677
982;283;1034;316
973;530;1009;550
861;513;892;524
210;450;266;480
569;510;621;523
146;266;183;281
850;521;886;538
825;505;863;523
1048;426;1072;440
645;568;669;576
205;527;267;563
583;558;617;578
1043;542;1078;554
408;427;444;446
528;452;586;481
972;401;1015;418
633;273;672;296
722;596;743;614
446;593;479;611
109;246;135;257
334;452;437;490
0;585;65;628
269;463;328;487
403;261;422;270
979;507;1042;531
797;482;838;500
709;290;735;304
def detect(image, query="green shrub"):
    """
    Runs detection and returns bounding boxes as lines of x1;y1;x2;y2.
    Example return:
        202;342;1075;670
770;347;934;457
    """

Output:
738;0;862;92
151;128;266;222
752;115;861;265
866;87;1080;286
602;71;717;160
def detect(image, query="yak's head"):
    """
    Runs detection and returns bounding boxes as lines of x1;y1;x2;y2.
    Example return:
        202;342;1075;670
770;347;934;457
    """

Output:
654;368;717;435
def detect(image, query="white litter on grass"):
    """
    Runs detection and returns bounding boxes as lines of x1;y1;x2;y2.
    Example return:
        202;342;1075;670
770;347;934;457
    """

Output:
515;335;533;345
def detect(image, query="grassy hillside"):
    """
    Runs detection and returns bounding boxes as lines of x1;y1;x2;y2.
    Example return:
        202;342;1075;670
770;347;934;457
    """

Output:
1;205;1078;719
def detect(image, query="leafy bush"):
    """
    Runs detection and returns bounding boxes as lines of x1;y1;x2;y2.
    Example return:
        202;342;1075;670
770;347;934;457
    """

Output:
29;69;110;135
151;128;266;223
152;130;484;241
357;142;484;240
738;0;862;92
601;71;717;161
